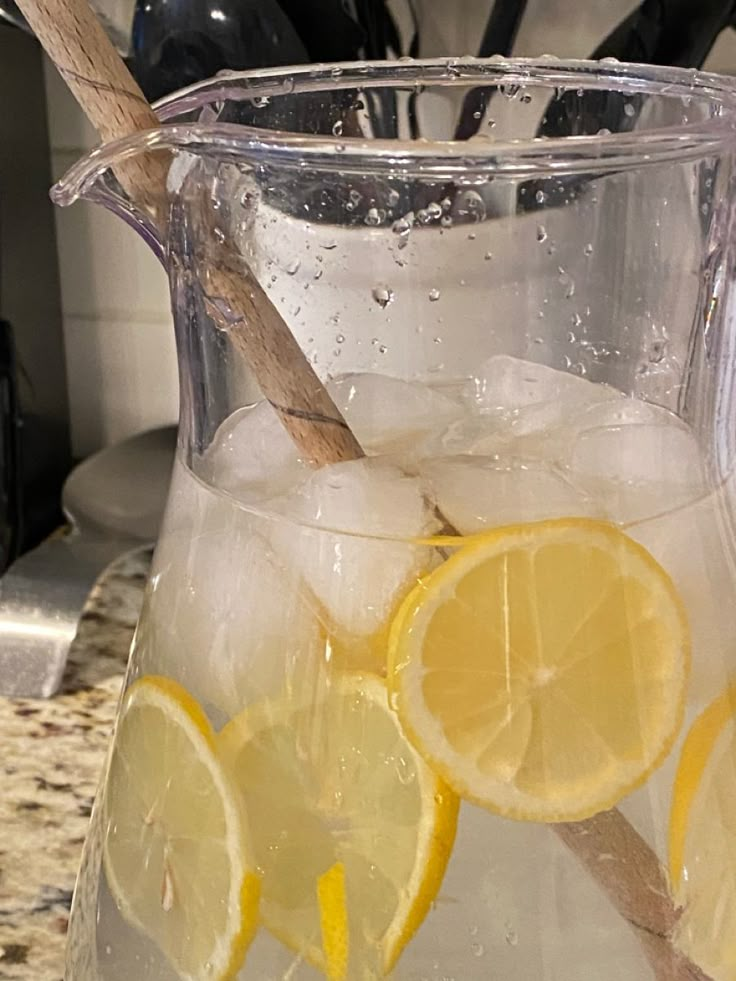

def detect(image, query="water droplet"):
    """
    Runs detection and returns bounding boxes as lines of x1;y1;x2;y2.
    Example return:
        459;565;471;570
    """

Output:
446;61;461;78
701;202;709;216
335;333;345;344
286;259;301;275
484;251;493;260
378;343;388;354
365;207;383;226
520;91;532;104
472;109;482;120
427;201;443;220
332;119;343;136
440;215;453;227
213;227;226;244
487;118;496;129
330;66;343;77
387;188;400;207
583;243;594;256
505;926;519;946
467;232;476;240
472;943;485;957
313;269;323;280
597;127;612;136
392;216;412;238
372;285;395;308
535;190;546;205
441;197;452;212
252;95;270;108
457;189;486;222
536;224;547;243
334;143;346;153
104;945;112;956
623;103;636;118
468;925;479;937
567;329;576;342
428;288;441;302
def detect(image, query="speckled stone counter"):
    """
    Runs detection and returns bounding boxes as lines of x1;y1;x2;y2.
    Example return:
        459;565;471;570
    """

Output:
0;549;151;981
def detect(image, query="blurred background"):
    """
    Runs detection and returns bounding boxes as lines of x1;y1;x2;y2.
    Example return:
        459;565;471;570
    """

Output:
2;0;736;563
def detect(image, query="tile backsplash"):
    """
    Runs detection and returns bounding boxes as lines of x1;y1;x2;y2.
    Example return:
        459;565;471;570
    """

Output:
44;58;177;458
44;6;735;458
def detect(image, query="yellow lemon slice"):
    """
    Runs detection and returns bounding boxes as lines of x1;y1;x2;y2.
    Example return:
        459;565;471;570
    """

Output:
669;682;736;978
103;675;259;981
388;518;689;822
217;673;458;977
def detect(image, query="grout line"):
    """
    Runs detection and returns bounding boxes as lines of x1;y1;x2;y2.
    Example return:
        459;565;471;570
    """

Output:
62;311;174;327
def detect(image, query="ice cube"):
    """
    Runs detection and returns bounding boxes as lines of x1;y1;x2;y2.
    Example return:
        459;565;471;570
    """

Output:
327;372;463;454
464;355;621;415
568;421;706;523
268;458;438;638
573;397;687;432
142;460;323;717
420;455;600;534
628;473;736;709
201;402;306;502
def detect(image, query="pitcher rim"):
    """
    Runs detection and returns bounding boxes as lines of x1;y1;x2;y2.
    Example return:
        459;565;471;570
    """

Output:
52;56;736;205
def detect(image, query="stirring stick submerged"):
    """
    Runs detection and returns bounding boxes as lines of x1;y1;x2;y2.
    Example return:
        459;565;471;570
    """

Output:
14;0;709;975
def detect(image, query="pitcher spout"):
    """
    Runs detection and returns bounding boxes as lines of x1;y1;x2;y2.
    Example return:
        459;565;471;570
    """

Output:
51;127;174;262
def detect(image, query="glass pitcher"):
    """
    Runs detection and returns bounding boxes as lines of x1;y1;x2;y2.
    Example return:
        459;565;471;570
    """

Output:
58;58;736;981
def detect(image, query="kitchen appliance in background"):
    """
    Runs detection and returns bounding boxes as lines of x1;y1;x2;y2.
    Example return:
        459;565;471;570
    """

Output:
0;23;71;572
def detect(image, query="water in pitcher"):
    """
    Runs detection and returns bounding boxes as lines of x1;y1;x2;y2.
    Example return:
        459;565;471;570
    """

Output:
69;358;736;981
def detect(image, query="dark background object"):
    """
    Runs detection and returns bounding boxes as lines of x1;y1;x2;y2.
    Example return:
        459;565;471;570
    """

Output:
0;25;71;572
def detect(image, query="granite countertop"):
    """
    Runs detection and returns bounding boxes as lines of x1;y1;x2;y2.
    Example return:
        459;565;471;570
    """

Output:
0;549;151;981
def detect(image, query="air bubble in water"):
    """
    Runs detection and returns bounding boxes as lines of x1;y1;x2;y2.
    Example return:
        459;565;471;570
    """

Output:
505;926;519;946
286;259;301;275
487;118;496;129
520;91;532;104
334;143;346;153
387;188;400;207
535;190;546;204
378;344;388;354
473;109;482;120
624;103;636;118
252;95;270;108
536;224;547;243
441;197;452;211
428;287;441;302
597;127;612;136
441;215;453;227
372;285;395;308
427;201;443;220
572;312;583;327
335;333;345;344
332;120;343;136
583;243;594;256
484;251;493;260
471;943;485;957
365;207;383;226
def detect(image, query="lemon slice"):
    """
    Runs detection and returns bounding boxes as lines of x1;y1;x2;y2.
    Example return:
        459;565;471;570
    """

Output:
103;675;259;981
217;673;459;976
669;683;736;977
388;518;689;822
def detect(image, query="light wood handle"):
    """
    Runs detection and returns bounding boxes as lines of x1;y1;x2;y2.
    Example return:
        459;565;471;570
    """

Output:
14;0;363;466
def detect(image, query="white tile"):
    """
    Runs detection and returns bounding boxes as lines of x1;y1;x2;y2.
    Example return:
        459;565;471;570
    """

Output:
43;55;100;152
51;150;172;324
63;315;179;457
